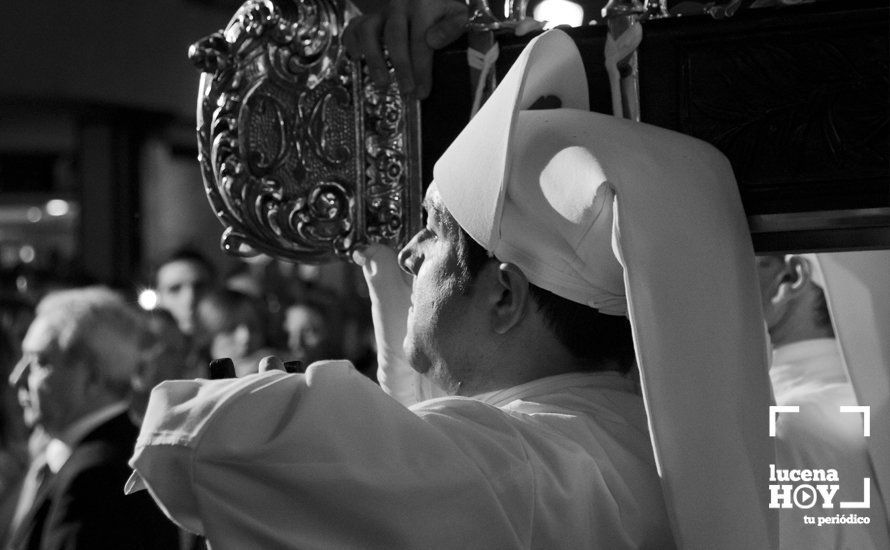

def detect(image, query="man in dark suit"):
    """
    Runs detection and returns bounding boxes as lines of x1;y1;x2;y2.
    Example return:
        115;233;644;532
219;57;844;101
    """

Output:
7;286;179;550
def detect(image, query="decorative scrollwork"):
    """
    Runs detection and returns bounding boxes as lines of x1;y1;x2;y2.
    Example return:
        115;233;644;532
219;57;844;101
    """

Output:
190;0;421;263
306;87;351;165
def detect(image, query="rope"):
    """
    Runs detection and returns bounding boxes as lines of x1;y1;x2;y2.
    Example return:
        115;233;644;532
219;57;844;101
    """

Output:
467;42;500;118
604;22;643;119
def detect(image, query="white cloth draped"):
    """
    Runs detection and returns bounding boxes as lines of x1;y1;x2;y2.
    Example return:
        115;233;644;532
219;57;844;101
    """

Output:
818;251;890;527
128;362;673;549
771;338;890;549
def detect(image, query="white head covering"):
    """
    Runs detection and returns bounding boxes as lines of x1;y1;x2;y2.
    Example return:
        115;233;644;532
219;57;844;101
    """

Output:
432;29;777;549
817;251;890;524
434;31;626;314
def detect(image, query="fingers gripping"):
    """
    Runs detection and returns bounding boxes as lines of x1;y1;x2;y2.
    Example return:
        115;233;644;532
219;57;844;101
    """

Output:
384;0;416;95
344;13;390;87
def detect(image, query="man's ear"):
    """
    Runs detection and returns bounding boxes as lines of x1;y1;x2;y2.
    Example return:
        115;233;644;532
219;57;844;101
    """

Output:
490;263;531;335
772;255;812;306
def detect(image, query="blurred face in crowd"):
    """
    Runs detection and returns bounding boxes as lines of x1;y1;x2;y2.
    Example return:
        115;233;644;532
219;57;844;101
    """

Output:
284;304;330;364
10;316;94;436
156;260;213;335
197;291;264;363
143;310;199;385
131;310;199;421
208;326;251;363
397;184;487;392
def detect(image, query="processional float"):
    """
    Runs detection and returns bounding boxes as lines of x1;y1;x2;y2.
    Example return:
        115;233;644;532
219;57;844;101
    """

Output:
186;0;670;264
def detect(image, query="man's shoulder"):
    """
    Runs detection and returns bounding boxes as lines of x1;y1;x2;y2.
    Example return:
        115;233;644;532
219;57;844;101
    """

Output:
82;412;138;446
67;413;137;468
410;379;650;453
410;381;669;546
414;373;647;428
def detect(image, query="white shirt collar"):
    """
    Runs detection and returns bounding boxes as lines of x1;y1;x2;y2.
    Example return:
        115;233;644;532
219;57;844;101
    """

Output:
45;401;129;474
771;337;839;368
769;338;849;404
473;371;632;407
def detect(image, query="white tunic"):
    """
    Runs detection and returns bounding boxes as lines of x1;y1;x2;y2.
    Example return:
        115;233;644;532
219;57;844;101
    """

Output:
128;361;673;549
771;339;890;550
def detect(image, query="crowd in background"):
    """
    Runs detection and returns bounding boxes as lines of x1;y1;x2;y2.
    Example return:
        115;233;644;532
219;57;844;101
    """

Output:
0;246;883;549
0;245;378;548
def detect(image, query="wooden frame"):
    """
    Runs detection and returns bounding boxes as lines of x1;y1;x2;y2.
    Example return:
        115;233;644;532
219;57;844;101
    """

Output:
422;0;889;253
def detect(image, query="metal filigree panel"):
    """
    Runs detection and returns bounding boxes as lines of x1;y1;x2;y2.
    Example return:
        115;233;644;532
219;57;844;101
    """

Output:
189;0;421;263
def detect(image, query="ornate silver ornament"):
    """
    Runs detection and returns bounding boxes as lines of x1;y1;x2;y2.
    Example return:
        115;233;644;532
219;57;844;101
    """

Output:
189;0;421;263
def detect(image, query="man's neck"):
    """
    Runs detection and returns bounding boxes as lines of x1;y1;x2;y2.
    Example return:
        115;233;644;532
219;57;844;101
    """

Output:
770;312;834;348
458;329;586;396
769;288;834;348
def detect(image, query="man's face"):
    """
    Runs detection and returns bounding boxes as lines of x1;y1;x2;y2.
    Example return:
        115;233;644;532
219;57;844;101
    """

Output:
156;260;212;335
9;317;93;436
284;305;329;364
397;184;486;392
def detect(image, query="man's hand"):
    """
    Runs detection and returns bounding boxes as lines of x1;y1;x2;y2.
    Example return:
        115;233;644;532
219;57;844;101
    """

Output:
343;0;467;99
353;243;421;404
258;357;303;373
259;355;286;373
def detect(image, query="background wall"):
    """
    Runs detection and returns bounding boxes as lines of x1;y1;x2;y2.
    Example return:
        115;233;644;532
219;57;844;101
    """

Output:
0;1;237;286
1;0;232;119
139;137;229;279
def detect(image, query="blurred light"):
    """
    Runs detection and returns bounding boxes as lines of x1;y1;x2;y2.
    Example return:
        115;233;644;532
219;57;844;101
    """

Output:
19;245;36;264
26;207;43;223
138;289;159;311
297;264;322;281
16;275;28;293
534;0;585;28
45;199;71;217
